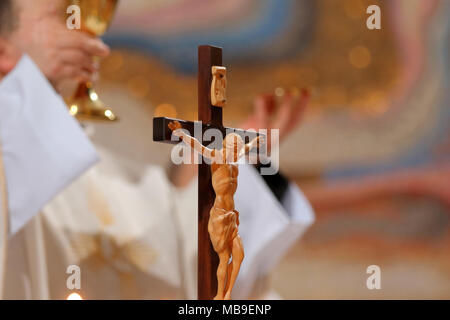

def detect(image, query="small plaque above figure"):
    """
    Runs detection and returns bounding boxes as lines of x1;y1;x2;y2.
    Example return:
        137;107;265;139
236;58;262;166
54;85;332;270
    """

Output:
211;66;227;107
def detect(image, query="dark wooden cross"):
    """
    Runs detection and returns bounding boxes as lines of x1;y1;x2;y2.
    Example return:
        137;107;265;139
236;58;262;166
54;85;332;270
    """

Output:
153;45;260;300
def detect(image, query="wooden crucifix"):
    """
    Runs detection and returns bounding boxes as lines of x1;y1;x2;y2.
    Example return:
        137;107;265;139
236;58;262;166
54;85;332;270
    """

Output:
153;45;263;300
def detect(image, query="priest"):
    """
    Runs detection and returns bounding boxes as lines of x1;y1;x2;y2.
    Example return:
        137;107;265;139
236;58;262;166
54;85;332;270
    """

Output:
0;0;314;300
0;0;109;298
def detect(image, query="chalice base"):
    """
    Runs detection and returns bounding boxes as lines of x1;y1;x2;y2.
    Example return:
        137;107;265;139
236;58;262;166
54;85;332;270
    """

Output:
66;82;118;122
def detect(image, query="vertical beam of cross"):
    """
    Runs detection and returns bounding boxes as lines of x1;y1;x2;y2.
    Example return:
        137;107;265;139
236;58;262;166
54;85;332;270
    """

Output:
197;45;222;300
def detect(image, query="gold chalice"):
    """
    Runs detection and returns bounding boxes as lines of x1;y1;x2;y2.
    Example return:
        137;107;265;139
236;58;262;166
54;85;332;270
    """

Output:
66;0;119;122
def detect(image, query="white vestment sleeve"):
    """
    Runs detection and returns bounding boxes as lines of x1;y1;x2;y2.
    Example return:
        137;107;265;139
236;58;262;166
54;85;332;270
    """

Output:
0;55;99;235
233;165;315;299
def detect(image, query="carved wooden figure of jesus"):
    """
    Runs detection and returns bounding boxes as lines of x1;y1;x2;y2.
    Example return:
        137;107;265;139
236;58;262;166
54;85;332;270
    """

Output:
169;120;263;300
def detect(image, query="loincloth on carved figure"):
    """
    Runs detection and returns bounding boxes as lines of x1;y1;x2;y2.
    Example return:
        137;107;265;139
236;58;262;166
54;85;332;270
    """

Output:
208;207;240;253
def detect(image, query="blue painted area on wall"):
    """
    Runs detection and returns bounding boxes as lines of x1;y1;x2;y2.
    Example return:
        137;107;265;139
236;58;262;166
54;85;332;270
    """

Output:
103;0;316;74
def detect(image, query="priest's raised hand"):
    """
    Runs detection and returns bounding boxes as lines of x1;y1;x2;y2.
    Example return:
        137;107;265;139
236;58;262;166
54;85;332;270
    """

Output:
0;0;110;92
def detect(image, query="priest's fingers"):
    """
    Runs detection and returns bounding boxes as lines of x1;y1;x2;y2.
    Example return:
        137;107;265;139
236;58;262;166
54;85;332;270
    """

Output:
252;94;272;128
287;88;310;131
52;64;93;84
257;94;275;120
59;50;99;74
59;32;110;58
239;94;271;135
272;95;293;135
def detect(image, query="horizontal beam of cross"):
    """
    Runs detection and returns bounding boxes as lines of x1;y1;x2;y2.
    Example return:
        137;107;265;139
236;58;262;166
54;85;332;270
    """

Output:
153;117;261;145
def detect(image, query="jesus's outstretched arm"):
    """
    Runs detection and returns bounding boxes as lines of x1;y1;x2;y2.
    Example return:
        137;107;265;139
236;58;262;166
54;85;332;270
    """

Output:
241;136;264;158
169;121;217;160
